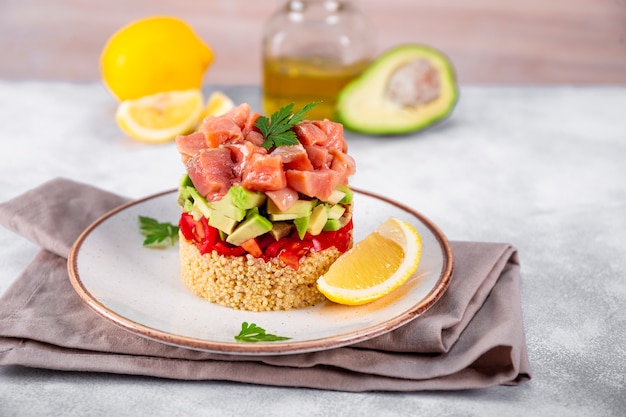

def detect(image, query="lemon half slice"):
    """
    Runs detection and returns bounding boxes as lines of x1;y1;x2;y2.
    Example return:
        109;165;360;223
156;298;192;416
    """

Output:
204;91;235;118
115;89;204;143
317;217;422;305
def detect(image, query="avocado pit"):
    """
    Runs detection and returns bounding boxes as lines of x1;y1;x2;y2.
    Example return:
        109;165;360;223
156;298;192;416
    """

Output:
385;58;440;108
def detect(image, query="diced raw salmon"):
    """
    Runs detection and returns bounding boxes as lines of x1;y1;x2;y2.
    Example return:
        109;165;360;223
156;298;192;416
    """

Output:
313;120;347;152
226;141;267;178
224;103;251;128
285;169;341;201
175;131;206;163
265;187;300;212
186;148;235;201
200;116;244;147
181;104;356;204
329;150;356;185
242;112;261;135
270;144;314;171
241;153;286;191
293;122;328;146
303;144;331;169
245;130;265;147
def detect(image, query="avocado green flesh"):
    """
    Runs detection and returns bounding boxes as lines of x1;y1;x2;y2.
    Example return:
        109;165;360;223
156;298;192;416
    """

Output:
323;213;351;232
307;204;328;236
293;216;309;239
229;186;266;210
267;199;314;221
336;44;458;135
270;222;294;240
177;174;353;248
209;210;238;234
208;192;246;222
226;213;273;246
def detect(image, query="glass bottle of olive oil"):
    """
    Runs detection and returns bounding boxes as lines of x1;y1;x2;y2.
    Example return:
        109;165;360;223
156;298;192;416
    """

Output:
262;0;375;121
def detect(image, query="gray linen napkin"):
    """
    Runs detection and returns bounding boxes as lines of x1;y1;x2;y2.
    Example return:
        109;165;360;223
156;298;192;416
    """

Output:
0;178;531;391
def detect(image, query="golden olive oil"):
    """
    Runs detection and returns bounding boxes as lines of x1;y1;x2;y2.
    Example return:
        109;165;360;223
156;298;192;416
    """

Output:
262;56;370;121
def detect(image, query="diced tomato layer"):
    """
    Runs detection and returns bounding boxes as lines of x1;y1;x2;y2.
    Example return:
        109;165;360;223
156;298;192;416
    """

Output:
179;213;244;256
214;241;245;256
241;238;263;258
178;212;353;269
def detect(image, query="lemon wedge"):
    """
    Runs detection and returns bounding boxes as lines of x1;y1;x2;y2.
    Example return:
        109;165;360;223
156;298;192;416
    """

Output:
317;217;422;305
115;89;204;143
204;91;235;118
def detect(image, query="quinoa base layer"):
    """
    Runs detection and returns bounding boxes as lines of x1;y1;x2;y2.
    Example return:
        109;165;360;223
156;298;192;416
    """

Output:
179;234;342;311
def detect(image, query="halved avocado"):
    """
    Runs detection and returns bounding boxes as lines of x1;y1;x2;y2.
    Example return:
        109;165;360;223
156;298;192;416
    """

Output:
336;44;458;135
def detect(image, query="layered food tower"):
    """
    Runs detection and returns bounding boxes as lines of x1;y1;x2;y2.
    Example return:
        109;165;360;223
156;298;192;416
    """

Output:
175;103;356;311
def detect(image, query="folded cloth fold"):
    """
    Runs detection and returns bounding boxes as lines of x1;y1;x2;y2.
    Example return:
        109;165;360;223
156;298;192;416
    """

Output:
0;178;531;392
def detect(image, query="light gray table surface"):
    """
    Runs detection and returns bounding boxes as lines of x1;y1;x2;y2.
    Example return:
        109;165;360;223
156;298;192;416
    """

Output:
0;82;624;416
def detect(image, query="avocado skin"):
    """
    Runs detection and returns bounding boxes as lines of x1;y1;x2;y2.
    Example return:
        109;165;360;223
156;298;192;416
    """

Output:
335;44;459;135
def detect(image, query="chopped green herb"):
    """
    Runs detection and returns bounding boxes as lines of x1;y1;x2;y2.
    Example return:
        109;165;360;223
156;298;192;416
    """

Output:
138;215;179;247
234;322;291;343
254;102;320;150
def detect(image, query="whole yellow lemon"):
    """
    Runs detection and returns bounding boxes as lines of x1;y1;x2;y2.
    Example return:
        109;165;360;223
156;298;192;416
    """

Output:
101;16;214;101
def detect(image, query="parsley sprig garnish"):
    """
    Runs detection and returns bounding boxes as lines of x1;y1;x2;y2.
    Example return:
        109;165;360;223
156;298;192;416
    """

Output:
254;102;319;150
138;215;179;247
234;322;291;343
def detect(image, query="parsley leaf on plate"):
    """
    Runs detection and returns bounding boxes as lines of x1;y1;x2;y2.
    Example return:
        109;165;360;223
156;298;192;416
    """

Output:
138;215;179;247
234;322;291;343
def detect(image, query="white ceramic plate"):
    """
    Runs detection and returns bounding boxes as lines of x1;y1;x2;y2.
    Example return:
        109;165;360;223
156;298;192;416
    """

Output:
68;189;453;355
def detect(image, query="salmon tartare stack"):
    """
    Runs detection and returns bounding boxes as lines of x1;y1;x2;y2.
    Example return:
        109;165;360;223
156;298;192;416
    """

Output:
175;102;356;311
